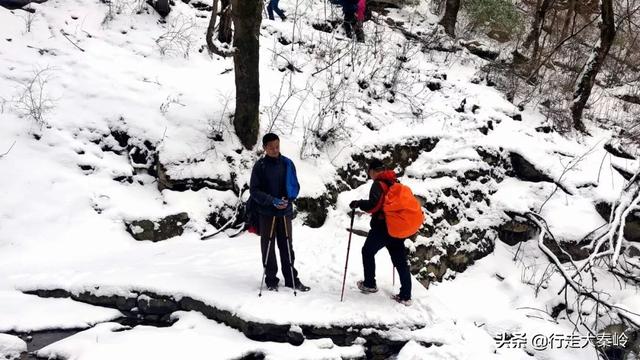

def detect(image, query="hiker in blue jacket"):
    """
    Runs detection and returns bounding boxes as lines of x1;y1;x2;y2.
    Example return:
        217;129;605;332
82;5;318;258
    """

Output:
250;133;310;292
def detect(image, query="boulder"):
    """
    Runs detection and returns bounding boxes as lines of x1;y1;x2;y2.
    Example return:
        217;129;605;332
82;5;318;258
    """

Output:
498;213;538;246
460;40;500;61
125;212;190;242
0;0;46;9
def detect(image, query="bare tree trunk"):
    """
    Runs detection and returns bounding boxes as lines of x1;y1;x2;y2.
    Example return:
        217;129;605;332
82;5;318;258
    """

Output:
560;0;576;40
155;0;170;17
523;0;554;63
570;0;616;132
231;0;261;149
206;0;219;53
438;0;460;38
218;0;233;45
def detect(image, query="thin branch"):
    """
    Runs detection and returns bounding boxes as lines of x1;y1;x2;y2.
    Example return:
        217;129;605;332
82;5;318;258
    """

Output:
527;211;640;330
59;29;85;52
0;141;16;159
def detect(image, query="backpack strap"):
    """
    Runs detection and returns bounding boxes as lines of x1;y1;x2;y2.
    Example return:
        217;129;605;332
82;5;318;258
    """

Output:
367;180;391;215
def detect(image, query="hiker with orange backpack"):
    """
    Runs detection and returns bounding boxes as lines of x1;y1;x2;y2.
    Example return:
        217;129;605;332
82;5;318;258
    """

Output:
348;159;424;306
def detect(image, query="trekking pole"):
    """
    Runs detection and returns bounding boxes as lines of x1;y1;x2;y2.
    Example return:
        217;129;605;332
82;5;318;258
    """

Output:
340;209;356;302
259;216;277;297
283;216;297;296
392;266;395;287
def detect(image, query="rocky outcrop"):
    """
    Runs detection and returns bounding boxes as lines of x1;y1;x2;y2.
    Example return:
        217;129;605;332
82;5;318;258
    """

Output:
599;324;639;360
460;40;500;61
508;152;553;183
156;161;236;193
408;147;509;288
125;212;190;242
24;288;435;359
0;0;46;10
337;138;440;189
604;142;636;160
296;138;439;228
295;192;336;228
498;212;538;246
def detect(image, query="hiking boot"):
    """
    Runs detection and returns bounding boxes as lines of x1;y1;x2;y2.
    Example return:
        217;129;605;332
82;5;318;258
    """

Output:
391;294;412;306
356;280;378;293
286;282;310;292
267;284;278;292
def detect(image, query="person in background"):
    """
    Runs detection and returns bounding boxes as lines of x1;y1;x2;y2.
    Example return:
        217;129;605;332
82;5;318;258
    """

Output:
267;0;287;21
354;0;366;42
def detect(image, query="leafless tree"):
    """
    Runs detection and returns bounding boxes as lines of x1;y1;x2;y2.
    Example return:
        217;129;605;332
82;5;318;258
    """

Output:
570;0;616;132
206;0;233;57
231;0;262;149
439;0;461;37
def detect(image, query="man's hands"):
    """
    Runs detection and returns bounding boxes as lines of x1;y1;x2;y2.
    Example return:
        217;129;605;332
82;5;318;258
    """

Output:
272;197;289;210
349;200;360;209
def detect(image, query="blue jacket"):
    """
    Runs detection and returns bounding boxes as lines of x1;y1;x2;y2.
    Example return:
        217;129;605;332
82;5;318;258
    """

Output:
249;155;300;217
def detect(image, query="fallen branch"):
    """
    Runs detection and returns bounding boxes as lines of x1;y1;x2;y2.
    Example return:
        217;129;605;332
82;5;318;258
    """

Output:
527;211;640;329
59;29;85;52
201;193;244;240
0;141;16;159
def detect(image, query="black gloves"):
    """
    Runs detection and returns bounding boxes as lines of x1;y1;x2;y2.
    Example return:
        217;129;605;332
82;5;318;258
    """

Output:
349;200;360;209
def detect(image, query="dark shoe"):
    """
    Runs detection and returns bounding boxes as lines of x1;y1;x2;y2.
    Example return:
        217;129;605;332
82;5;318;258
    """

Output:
267;284;278;291
286;282;310;292
391;294;412;306
356;280;378;293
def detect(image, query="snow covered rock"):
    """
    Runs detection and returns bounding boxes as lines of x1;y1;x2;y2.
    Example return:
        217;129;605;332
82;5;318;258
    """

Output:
460;40;501;61
498;212;538;246
125;213;190;242
0;0;45;10
0;334;26;360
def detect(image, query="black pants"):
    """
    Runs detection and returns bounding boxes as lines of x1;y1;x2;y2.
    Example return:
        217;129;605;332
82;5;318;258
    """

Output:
362;224;412;300
260;214;299;287
267;0;285;20
342;7;364;42
343;9;356;38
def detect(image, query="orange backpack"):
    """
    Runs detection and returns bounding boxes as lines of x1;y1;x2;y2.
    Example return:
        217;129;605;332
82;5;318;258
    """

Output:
381;182;425;239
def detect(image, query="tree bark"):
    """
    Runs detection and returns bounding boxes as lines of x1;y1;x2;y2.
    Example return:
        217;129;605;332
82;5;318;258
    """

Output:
155;0;170;17
206;0;219;53
231;0;261;149
560;0;576;40
438;0;460;38
570;0;616;132
218;0;233;45
523;0;554;63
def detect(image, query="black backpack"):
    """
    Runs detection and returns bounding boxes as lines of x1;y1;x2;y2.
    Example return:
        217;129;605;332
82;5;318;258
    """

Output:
244;196;260;235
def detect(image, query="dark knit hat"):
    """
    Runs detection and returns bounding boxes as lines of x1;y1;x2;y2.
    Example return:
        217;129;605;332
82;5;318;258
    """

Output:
367;158;385;171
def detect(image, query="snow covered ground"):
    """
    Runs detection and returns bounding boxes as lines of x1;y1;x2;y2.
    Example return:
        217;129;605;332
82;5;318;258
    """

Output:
0;0;638;358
